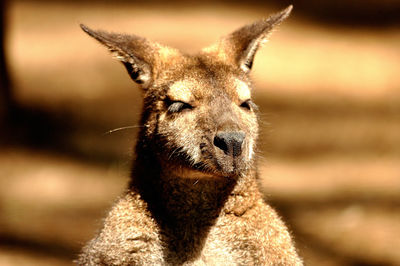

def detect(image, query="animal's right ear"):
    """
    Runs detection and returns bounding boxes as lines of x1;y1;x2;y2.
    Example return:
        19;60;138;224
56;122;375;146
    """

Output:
80;24;157;88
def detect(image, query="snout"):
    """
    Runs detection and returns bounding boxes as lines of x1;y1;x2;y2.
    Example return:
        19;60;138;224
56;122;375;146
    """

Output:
213;131;245;157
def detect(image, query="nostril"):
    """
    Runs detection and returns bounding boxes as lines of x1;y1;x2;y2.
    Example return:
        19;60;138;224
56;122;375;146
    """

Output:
214;135;229;153
214;131;245;157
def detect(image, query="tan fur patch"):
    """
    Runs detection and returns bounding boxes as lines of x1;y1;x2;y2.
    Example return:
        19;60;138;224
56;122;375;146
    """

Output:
234;79;251;101
202;42;233;65
168;80;195;103
157;45;180;61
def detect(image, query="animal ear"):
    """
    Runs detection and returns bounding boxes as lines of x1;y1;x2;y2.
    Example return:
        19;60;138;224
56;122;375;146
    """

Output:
208;5;292;73
80;24;158;87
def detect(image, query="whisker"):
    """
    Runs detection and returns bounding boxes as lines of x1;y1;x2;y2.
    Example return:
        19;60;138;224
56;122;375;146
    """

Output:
103;125;143;135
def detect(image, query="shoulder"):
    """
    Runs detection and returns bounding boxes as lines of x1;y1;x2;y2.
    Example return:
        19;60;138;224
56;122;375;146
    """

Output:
252;199;303;265
77;191;164;265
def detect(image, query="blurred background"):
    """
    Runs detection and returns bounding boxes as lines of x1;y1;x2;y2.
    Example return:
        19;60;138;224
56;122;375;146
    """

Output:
0;0;399;265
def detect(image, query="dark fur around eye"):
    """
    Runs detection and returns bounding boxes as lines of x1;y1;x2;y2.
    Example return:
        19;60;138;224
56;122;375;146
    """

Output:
167;99;193;113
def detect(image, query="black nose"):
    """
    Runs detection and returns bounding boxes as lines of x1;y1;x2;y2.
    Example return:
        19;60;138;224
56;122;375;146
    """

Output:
213;131;245;157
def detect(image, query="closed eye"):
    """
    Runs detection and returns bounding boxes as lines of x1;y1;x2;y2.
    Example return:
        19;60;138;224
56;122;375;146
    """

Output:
166;99;193;113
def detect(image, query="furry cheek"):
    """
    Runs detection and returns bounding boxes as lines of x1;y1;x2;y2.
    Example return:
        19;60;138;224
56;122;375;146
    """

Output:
157;112;203;164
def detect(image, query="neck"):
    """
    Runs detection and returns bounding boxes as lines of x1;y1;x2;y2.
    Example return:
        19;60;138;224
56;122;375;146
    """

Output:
129;145;260;263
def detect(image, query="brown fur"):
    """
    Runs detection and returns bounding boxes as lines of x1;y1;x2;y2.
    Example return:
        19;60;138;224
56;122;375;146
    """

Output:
78;5;302;265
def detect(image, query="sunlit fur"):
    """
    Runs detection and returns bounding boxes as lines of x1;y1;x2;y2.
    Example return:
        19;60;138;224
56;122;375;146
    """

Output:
78;5;303;266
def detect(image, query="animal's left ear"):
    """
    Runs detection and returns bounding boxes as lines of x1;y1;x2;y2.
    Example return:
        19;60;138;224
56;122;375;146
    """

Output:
206;5;292;73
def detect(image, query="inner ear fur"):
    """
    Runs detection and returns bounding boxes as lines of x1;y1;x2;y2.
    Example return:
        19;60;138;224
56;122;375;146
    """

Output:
206;5;292;73
80;24;158;87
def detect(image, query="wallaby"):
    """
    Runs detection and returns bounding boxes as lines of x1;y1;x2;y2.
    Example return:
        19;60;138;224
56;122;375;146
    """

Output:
78;5;302;265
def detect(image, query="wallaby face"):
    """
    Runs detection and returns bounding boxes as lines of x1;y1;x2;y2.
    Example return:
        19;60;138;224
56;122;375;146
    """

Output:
79;6;303;266
145;58;258;177
81;6;291;178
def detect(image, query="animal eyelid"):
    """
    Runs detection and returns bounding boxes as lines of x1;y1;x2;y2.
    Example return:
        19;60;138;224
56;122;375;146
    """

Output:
166;99;193;113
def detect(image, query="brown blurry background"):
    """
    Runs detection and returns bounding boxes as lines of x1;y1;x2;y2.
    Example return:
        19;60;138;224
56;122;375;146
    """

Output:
0;0;399;265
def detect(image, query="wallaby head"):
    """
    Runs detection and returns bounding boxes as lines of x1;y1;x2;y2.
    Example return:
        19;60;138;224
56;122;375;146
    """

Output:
81;6;292;179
